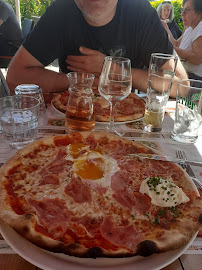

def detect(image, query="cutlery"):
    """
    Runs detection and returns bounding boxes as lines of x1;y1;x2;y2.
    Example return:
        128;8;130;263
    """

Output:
127;153;202;167
176;150;202;190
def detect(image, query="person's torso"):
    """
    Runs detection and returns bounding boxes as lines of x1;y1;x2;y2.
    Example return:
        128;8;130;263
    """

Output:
23;0;172;72
58;0;151;73
168;21;181;39
179;21;202;77
0;1;23;47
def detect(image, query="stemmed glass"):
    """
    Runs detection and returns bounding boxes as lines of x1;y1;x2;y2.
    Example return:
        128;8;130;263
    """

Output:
98;56;132;135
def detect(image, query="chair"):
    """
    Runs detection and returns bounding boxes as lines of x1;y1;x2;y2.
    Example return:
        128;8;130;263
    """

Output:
0;18;34;69
22;18;34;40
0;69;10;97
0;56;12;69
32;15;40;26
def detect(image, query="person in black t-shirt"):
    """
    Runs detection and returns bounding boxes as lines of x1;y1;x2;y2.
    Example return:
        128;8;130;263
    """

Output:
7;0;187;97
0;0;23;56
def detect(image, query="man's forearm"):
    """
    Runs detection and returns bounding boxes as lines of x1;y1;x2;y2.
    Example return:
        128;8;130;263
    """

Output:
131;68;148;93
7;66;69;95
131;60;188;98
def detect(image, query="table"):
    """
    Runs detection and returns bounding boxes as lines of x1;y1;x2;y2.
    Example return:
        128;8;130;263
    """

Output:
0;101;202;270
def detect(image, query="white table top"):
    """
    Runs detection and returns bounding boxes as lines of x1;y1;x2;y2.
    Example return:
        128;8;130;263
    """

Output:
0;100;202;270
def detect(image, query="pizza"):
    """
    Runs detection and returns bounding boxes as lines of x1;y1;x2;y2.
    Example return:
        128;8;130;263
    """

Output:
0;132;201;258
51;89;145;122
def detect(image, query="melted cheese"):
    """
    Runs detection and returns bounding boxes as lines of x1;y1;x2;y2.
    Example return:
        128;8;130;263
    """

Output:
95;97;109;108
65;145;120;186
139;177;190;207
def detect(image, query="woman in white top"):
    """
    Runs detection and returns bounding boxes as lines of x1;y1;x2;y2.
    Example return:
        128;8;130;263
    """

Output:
162;0;202;80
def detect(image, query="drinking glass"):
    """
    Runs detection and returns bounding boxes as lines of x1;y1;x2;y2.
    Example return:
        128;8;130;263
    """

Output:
171;79;202;143
15;84;46;114
0;95;40;149
143;53;178;132
98;56;132;134
65;72;95;132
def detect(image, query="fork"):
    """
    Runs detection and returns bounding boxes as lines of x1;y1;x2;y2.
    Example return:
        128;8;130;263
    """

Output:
176;150;202;190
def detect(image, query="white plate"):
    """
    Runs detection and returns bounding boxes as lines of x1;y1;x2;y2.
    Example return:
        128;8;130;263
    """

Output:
51;101;144;125
96;117;144;125
0;220;197;270
51;100;66;116
165;101;176;113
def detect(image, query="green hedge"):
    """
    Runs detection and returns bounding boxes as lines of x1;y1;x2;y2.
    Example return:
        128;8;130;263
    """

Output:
6;0;54;22
6;0;183;30
150;0;183;30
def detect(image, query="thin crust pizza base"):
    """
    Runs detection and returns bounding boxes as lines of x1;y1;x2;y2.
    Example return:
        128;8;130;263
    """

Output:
52;93;67;113
51;92;145;122
94;95;145;122
0;199;201;258
95;112;144;122
0;132;201;258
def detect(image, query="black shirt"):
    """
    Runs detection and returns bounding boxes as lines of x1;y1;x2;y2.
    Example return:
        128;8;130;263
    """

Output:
23;0;173;73
168;20;182;40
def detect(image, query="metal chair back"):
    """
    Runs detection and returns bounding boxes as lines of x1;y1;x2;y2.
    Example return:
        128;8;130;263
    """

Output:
0;69;10;97
22;18;34;40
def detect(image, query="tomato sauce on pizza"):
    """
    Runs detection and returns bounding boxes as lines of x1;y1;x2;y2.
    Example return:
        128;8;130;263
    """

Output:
0;132;201;258
52;90;145;122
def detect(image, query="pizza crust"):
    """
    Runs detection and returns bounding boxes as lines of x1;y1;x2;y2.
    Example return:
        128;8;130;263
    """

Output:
51;91;145;122
95;112;144;122
0;132;201;258
94;93;145;122
52;93;67;113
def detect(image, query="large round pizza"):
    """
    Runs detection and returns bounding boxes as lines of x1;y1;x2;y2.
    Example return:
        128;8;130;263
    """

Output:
0;132;201;258
51;89;145;122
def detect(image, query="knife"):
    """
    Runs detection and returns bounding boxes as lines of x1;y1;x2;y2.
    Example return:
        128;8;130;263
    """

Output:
127;153;202;167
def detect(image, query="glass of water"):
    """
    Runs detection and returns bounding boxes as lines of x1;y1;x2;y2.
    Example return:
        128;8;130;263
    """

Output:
15;84;46;114
0;95;40;149
143;53;178;132
171;79;202;143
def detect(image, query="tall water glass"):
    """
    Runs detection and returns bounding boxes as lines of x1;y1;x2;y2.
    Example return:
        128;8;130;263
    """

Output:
143;53;178;132
0;95;40;149
171;79;202;143
98;56;132;134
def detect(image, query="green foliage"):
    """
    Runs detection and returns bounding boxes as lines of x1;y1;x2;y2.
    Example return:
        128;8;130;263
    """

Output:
5;0;184;30
150;0;184;30
5;0;54;21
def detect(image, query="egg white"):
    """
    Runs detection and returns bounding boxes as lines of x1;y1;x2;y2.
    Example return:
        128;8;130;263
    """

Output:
65;147;120;187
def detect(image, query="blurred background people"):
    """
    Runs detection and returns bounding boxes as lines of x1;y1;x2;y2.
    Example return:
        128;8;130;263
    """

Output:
0;0;23;56
157;0;182;39
162;0;202;81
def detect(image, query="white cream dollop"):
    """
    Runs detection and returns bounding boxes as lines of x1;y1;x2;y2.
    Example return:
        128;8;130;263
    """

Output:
139;177;190;207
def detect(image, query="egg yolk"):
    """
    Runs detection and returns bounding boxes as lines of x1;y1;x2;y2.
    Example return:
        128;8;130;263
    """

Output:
68;143;88;158
74;159;104;180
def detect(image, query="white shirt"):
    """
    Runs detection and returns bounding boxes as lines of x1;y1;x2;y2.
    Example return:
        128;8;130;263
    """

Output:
179;21;202;77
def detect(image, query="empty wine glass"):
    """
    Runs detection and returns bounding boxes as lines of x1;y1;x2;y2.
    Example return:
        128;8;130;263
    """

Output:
98;56;132;135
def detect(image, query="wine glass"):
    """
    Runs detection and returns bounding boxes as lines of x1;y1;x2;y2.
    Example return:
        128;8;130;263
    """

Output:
98;56;132;135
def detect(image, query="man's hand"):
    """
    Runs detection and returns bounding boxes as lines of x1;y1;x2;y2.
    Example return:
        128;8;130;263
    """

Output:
66;47;106;78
